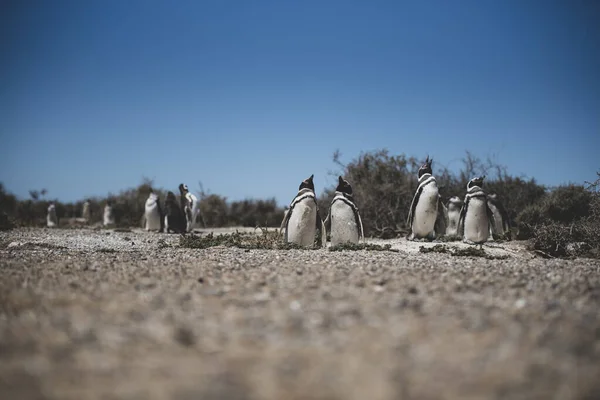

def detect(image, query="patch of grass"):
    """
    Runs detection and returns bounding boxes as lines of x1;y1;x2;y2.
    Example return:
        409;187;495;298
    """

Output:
157;239;171;249
436;235;462;243
10;242;68;251
329;242;399;252
97;248;116;253
180;230;311;250
419;244;509;260
419;244;449;254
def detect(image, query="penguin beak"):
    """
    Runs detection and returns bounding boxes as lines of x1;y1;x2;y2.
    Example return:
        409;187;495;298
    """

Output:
338;176;344;184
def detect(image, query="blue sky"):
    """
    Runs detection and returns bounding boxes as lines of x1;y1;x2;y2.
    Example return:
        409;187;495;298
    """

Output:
1;0;599;205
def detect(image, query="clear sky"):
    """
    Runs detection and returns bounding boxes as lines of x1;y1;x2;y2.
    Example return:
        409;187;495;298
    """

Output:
1;0;599;205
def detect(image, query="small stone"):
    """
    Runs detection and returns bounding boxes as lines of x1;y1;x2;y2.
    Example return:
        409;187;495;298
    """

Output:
289;300;301;311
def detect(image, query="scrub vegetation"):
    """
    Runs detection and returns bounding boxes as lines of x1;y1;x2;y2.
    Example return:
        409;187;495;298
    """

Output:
1;151;598;258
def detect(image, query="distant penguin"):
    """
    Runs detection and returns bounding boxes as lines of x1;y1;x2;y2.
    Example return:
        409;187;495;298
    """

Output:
144;189;164;232
164;191;186;233
325;176;364;246
487;192;511;240
407;157;446;240
178;183;201;232
457;176;496;244
82;200;91;223
47;203;58;228
103;200;115;227
446;196;463;237
280;175;326;248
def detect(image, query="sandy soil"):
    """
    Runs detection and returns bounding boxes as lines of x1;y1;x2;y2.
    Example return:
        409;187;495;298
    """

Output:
1;227;599;400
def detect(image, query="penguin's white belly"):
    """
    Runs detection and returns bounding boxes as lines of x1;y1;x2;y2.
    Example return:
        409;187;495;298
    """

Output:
103;209;114;226
82;205;90;221
286;200;317;247
464;199;490;243
412;186;439;237
47;214;57;228
330;201;359;246
447;209;460;236
145;204;161;231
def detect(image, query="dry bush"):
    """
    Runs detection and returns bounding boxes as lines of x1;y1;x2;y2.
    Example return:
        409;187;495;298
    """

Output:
322;150;546;238
519;174;600;258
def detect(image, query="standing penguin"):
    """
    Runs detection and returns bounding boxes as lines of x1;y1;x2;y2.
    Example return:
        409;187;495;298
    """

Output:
445;196;463;237
103;200;115;227
487;192;511;240
144;189;164;232
164;191;186;233
457;176;496;244
407;157;447;240
178;183;201;232
47;203;58;228
325;176;364;246
280;175;327;248
82;200;91;223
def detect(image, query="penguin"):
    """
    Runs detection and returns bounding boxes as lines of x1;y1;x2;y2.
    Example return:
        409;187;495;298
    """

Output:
178;183;201;232
47;202;58;228
445;196;463;237
103;200;115;227
144;189;164;232
324;176;364;246
279;174;327;248
457;176;496;244
487;192;511;240
164;191;186;233
82;200;91;223
407;156;447;240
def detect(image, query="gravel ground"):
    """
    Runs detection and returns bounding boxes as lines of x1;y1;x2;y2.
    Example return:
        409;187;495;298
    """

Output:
1;227;599;400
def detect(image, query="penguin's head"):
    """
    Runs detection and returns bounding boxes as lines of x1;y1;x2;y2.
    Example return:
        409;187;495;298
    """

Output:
106;199;113;206
336;176;353;195
467;176;485;190
299;174;315;192
179;183;189;194
418;156;433;179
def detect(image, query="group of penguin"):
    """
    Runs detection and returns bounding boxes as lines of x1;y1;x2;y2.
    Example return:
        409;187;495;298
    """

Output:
140;184;201;233
280;157;510;247
46;158;510;248
46;183;201;233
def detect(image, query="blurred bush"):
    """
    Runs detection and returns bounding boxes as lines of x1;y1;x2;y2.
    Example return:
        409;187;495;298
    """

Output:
321;149;547;238
517;175;600;257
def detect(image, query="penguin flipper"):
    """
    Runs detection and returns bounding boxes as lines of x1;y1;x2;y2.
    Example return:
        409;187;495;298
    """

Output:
324;209;331;234
357;211;365;242
486;203;497;237
279;208;291;238
457;198;468;238
407;186;423;229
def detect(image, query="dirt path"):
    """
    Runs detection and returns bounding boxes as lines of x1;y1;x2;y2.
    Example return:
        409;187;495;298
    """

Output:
1;228;599;399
